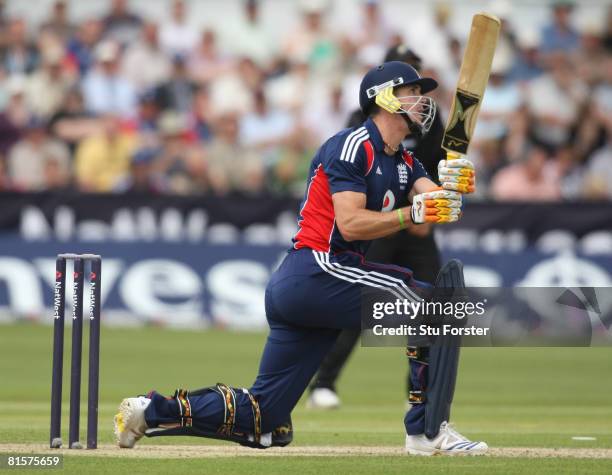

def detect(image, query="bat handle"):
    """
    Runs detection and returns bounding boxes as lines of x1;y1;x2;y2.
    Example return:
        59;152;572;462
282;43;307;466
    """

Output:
446;151;462;161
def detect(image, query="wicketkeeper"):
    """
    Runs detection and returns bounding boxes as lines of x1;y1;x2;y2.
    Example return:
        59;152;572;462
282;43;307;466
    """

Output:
114;61;486;455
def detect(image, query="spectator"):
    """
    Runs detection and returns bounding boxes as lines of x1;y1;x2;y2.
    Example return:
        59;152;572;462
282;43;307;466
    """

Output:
188;29;233;84
0;76;30;154
115;147;166;193
66;19;103;76
208;57;261;115
239;87;295;163
82;41;137;117
222;0;275;68
474;51;522;142
155;54;196;113
74;115;136;191
348;0;395;55
41;0;75;43
26;44;74;118
0;18;39;74
103;0;142;46
490;143;562;201
159;0;198;57
301;83;345;143
402;3;455;86
576;24;607;87
121;22;171;91
525;52;587;152
7;117;70;191
190;86;214;143
207;111;264;194
540;0;580;55
133;90;161;144
282;0;340;75
509;29;544;83
582;138;612;200
48;88;100;154
0;153;12;190
153;111;206;194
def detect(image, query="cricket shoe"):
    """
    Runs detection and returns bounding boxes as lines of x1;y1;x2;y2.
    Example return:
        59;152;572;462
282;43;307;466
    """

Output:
306;388;341;409
114;396;151;448
405;421;488;456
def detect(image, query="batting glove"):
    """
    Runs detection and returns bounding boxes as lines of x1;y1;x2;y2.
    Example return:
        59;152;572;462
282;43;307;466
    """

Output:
411;189;462;224
438;158;475;193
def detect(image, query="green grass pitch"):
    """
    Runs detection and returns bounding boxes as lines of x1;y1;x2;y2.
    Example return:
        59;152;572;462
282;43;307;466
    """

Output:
0;323;611;474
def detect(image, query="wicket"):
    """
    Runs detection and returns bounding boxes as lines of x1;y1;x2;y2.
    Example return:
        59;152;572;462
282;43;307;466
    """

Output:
50;253;102;449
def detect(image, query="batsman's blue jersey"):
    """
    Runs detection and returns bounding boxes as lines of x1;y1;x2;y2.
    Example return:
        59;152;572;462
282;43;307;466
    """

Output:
292;117;428;255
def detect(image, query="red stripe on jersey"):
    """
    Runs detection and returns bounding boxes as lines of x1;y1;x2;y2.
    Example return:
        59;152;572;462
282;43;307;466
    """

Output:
402;150;414;171
364;140;375;175
293;164;335;252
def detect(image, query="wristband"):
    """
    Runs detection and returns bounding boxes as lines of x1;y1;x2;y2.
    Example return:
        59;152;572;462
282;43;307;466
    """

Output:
397;208;406;229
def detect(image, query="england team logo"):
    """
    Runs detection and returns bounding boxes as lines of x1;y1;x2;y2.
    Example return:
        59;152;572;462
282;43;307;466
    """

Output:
397;163;408;184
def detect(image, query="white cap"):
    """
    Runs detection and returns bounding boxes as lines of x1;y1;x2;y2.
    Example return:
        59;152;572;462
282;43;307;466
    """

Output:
95;41;119;62
6;75;26;96
517;29;541;49
299;0;327;14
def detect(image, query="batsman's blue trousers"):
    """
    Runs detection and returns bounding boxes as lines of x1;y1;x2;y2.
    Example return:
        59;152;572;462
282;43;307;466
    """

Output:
145;248;429;435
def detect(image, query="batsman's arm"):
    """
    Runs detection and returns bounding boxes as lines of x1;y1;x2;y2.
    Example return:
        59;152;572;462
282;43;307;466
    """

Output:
332;191;411;242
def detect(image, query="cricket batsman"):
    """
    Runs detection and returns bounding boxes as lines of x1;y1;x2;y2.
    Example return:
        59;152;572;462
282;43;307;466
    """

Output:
114;61;488;456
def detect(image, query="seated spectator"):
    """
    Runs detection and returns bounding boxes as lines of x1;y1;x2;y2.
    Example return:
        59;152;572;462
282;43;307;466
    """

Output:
41;0;75;43
115;147;167;193
7;117;70;191
282;0;340;75
188;29;233;84
581;82;612;199
190;86;214;143
48;88;100;153
576;23;607;87
509;29;544;83
540;0;580;55
102;0;142;46
155;54;196;113
121;21;170;92
133;90;161;144
153;111;206;194
525;53;587;152
239;87;295;165
0;76;30;154
221;0;275;68
26;44;75;118
207;111;264;194
82;40;137;117
159;0;198;57
74;114;136;191
301;83;345;143
474;52;522;142
66;19;103;76
490;143;561;201
1;18;39;74
0;154;12;191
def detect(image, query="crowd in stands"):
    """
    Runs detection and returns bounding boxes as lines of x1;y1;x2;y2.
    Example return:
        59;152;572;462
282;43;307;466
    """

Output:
0;0;610;201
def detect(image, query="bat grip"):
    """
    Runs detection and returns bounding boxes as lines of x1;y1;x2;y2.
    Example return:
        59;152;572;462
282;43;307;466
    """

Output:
446;151;462;160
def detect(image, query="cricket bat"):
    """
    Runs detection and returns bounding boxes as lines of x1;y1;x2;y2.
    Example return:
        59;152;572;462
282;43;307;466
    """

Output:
442;13;501;159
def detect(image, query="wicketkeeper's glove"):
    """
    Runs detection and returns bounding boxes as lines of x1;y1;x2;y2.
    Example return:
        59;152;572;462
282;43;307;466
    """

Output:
438;158;475;193
411;189;462;224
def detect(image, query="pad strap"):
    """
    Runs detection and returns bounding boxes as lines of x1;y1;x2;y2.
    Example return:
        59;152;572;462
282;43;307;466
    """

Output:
174;389;193;427
215;383;237;437
244;389;262;445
